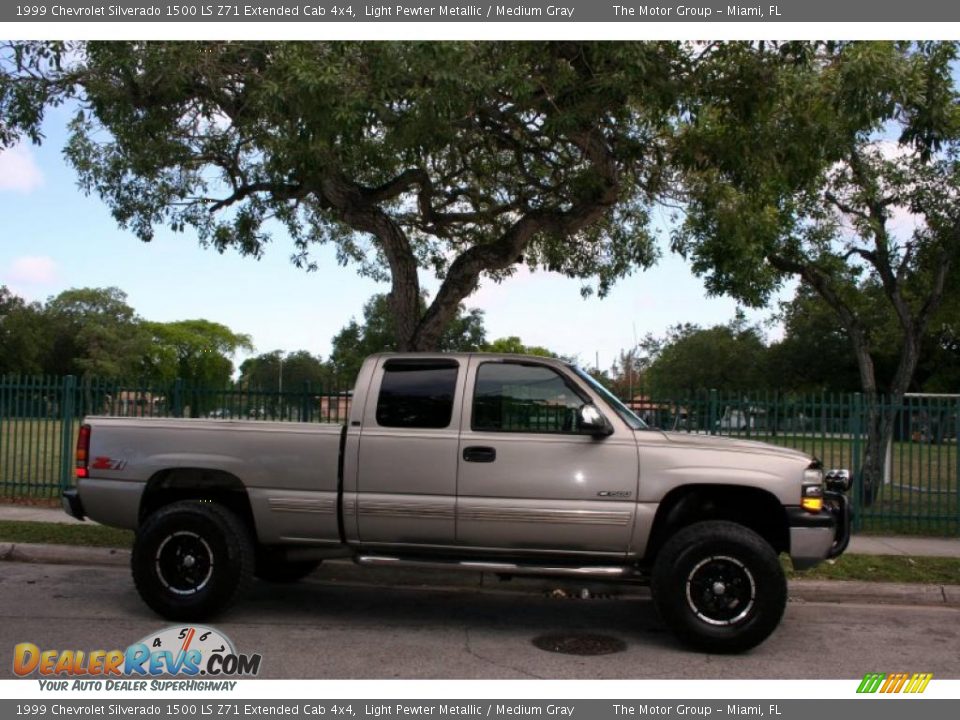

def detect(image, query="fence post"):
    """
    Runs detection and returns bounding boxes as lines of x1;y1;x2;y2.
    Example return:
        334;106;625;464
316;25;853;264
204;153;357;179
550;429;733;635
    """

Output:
708;389;718;435
302;381;312;423
59;375;77;493
956;398;960;535
173;378;184;418
851;392;863;532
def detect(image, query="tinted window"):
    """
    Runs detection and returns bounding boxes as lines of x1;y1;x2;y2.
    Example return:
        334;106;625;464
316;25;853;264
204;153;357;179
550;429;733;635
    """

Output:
473;363;586;433
375;361;458;429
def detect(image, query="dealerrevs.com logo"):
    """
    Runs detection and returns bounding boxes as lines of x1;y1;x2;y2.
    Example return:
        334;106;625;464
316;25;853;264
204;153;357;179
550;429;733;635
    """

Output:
14;626;261;691
857;672;933;694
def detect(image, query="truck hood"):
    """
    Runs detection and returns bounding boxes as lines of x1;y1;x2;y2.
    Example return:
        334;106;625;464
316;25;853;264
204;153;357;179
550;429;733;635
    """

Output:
657;431;814;464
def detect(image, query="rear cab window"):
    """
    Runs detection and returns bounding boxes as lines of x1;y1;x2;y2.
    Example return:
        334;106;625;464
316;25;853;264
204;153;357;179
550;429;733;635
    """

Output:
375;359;460;429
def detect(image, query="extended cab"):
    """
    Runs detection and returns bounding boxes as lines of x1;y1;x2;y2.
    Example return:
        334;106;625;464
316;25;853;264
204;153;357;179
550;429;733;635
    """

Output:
63;353;851;652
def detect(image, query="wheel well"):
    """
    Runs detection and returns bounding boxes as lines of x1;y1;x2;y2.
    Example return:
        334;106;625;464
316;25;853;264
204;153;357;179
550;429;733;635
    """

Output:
645;485;789;562
139;468;257;541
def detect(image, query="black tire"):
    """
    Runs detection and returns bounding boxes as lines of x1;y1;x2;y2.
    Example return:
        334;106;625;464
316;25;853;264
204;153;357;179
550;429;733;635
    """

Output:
132;501;254;621
651;520;787;653
254;550;320;583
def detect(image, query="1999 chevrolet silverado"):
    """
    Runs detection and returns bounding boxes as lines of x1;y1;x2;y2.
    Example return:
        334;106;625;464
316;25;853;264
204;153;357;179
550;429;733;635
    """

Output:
63;353;851;652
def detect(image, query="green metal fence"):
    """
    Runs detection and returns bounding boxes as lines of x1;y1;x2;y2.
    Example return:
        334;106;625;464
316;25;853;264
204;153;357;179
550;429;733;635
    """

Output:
1;374;957;535
0;374;353;498
633;390;960;535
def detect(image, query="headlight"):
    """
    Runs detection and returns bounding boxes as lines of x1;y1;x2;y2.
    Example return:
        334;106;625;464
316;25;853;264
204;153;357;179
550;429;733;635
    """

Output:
802;464;824;512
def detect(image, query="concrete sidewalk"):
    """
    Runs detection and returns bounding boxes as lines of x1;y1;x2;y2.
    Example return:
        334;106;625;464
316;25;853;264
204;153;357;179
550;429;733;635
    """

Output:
2;502;959;557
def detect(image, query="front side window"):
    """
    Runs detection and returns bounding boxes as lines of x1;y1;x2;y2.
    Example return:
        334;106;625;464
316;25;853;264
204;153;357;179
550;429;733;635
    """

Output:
472;363;586;433
375;360;458;429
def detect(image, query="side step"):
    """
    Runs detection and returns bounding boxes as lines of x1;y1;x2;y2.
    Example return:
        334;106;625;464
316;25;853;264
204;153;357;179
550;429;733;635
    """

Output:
356;555;636;580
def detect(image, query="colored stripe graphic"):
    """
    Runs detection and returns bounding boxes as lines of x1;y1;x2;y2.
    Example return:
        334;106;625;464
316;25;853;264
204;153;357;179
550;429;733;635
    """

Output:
857;672;932;694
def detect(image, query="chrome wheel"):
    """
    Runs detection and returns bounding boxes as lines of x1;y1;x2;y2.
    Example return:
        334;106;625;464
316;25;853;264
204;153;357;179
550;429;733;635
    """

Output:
684;554;756;626
155;530;214;596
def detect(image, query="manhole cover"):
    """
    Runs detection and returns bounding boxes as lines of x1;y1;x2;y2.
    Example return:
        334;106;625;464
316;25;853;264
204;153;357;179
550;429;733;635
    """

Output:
531;633;627;656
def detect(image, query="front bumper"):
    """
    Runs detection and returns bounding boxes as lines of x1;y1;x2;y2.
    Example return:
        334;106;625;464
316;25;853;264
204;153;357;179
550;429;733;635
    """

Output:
61;488;86;521
788;491;851;570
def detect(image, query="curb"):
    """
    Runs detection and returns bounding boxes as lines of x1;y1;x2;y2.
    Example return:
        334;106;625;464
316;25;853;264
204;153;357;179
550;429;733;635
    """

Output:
787;579;957;607
1;542;959;608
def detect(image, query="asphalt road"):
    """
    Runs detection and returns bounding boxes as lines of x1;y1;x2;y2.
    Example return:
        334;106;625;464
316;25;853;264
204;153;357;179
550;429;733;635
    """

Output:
1;562;958;679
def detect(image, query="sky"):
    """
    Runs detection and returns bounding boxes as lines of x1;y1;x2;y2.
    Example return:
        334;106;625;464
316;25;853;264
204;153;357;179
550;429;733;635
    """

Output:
0;96;788;375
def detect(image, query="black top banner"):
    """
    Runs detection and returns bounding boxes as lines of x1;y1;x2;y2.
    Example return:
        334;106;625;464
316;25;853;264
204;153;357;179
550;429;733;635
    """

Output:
4;0;960;22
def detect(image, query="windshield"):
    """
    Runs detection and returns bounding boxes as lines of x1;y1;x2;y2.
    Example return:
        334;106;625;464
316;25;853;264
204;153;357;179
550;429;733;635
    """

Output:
571;366;648;431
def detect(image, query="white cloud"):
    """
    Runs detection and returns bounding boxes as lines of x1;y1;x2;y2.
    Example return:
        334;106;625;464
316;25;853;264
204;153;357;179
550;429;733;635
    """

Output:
7;256;58;286
0;144;44;193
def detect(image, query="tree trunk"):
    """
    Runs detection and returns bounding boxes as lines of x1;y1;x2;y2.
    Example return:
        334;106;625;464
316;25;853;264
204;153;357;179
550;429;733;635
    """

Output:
859;395;896;507
853;334;922;507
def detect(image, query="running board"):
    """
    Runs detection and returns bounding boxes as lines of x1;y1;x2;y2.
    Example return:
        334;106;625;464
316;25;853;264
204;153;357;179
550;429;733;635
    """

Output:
355;555;634;579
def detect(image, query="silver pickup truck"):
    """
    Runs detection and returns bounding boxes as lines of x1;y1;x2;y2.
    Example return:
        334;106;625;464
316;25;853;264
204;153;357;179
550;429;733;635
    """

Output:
63;353;850;652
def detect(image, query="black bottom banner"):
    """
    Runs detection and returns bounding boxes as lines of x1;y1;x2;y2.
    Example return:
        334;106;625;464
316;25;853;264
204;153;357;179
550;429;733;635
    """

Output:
2;700;956;720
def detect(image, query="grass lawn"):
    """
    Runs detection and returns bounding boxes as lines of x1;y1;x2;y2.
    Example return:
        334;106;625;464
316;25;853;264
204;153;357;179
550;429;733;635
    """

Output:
0;520;133;548
784;554;960;584
749;434;959;535
0;418;76;497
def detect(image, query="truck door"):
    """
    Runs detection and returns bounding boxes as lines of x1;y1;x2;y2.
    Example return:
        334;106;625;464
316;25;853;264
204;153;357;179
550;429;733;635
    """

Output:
456;359;639;556
354;358;464;548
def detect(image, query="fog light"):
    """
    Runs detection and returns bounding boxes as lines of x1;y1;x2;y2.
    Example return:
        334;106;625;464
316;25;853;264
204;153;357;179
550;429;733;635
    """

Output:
802;496;823;512
802;483;824;513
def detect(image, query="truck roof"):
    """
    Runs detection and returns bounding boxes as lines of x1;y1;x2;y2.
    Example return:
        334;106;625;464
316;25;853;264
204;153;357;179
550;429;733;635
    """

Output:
367;352;573;368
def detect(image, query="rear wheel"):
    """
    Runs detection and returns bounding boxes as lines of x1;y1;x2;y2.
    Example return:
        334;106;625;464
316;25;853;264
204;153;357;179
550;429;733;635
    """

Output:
651;520;786;653
132;501;253;621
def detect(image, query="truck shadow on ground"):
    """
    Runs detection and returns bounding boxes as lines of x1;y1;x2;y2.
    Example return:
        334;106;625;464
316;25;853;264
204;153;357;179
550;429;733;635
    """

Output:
240;570;676;651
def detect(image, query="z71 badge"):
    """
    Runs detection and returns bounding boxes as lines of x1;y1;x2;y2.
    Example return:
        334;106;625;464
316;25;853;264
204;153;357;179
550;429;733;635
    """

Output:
90;456;127;471
597;491;632;498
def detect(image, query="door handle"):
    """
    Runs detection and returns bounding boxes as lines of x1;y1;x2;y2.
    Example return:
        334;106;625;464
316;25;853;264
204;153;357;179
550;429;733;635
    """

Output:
463;446;496;463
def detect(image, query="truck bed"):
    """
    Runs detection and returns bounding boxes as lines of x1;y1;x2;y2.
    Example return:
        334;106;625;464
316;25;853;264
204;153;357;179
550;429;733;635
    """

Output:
81;417;344;545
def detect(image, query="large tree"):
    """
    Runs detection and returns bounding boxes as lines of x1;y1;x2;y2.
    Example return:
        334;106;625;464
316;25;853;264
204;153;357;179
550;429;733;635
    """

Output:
143;319;253;388
674;41;960;500
645;319;770;395
1;41;684;351
43;286;150;378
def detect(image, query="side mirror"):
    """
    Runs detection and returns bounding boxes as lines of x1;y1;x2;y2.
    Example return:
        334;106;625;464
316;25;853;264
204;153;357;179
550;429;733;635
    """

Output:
578;404;614;437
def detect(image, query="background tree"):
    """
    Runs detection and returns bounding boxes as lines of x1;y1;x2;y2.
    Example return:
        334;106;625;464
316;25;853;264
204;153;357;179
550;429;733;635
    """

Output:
766;287;863;394
239;350;333;392
42;286;150;378
0;286;47;375
908;263;960;392
1;41;684;351
327;293;486;381
144;319;253;390
674;41;960;500
481;336;559;358
645;318;770;395
604;346;650;400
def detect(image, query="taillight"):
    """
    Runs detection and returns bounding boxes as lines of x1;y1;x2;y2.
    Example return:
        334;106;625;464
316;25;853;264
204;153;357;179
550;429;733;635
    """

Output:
76;424;91;479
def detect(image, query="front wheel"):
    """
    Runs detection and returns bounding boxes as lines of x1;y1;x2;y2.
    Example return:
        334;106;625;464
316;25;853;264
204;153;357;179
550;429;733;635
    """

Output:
132;501;254;621
651;520;786;653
